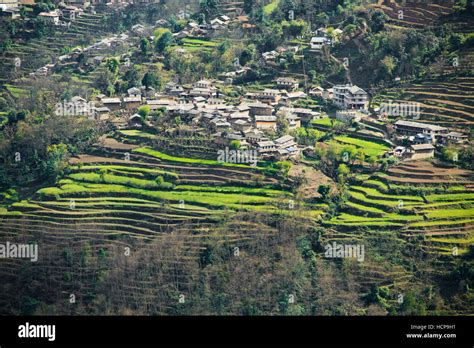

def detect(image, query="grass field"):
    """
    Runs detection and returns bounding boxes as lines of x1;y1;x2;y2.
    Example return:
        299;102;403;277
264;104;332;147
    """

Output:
263;0;280;15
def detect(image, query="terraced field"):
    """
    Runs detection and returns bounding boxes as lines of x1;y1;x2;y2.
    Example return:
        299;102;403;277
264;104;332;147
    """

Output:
372;76;474;129
0;130;326;314
317;160;474;311
0;12;109;82
321;160;473;306
369;0;456;29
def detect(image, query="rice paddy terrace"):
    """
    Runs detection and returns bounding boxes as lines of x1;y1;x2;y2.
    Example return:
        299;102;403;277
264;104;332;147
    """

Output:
324;160;474;314
369;0;456;29
372;76;474;130
0;12;110;82
0;129;326;314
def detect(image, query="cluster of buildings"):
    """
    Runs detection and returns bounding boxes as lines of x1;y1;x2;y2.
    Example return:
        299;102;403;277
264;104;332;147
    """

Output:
153;15;233;40
64;77;327;160
386;120;468;160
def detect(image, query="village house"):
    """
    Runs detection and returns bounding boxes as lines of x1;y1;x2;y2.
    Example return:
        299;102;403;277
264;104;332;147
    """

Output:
63;0;89;8
248;102;273;117
385;146;407;158
256;89;281;104
444;131;468;144
409;144;435;160
310;36;330;51
274;134;299;158
333;84;368;110
127;87;141;97
128;113;143;128
194;79;214;89
281;91;308;104
38;10;60;25
286;113;301;129
244;129;265;144
93;106;111;121
131;24;145;35
256;140;276;156
254;115;277;130
309;86;324;97
394;120;448;142
278;107;319;123
0;5;20;18
233;119;251;132
410;133;433;145
323;88;334;100
101;97;122;111
123;96;142;110
275;77;299;91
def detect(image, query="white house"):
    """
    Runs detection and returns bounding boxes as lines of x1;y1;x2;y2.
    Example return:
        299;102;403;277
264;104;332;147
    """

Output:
333;84;368;110
310;36;330;51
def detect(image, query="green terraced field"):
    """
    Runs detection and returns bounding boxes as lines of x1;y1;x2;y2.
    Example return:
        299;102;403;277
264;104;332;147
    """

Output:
331;136;390;157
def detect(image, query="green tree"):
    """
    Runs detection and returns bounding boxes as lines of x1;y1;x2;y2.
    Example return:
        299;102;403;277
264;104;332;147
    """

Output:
140;38;151;55
155;31;173;53
229;140;241;150
142;72;157;89
138;105;151;119
105;57;119;75
317;184;331;201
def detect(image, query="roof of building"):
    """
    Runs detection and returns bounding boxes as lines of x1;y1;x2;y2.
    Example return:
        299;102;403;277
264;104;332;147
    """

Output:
275;135;294;145
410;144;435;151
255;116;277;122
123;96;141;103
395;120;447;132
257;141;275;147
102;98;121;104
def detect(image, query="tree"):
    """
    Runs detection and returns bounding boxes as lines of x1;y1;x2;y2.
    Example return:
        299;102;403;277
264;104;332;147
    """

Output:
155;31;173;53
244;0;253;14
276;114;289;136
140;38;150;55
142;72;157;89
138;105;151;119
240;45;256;66
200;0;220;20
44;143;69;180
317;184;331;201
282;20;308;38
370;10;387;33
229;140;241;150
105;58;119;75
337;163;350;183
381;55;396;78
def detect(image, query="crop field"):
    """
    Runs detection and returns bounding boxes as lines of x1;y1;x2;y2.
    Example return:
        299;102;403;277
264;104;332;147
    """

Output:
0;130;324;314
326;161;474;257
329;136;390;157
369;0;456;29
373;76;474;129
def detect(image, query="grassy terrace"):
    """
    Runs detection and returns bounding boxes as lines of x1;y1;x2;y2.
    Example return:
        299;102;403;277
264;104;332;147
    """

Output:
311;117;342;127
328;172;474;254
132;147;275;173
119;130;157;139
332;136;390;157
